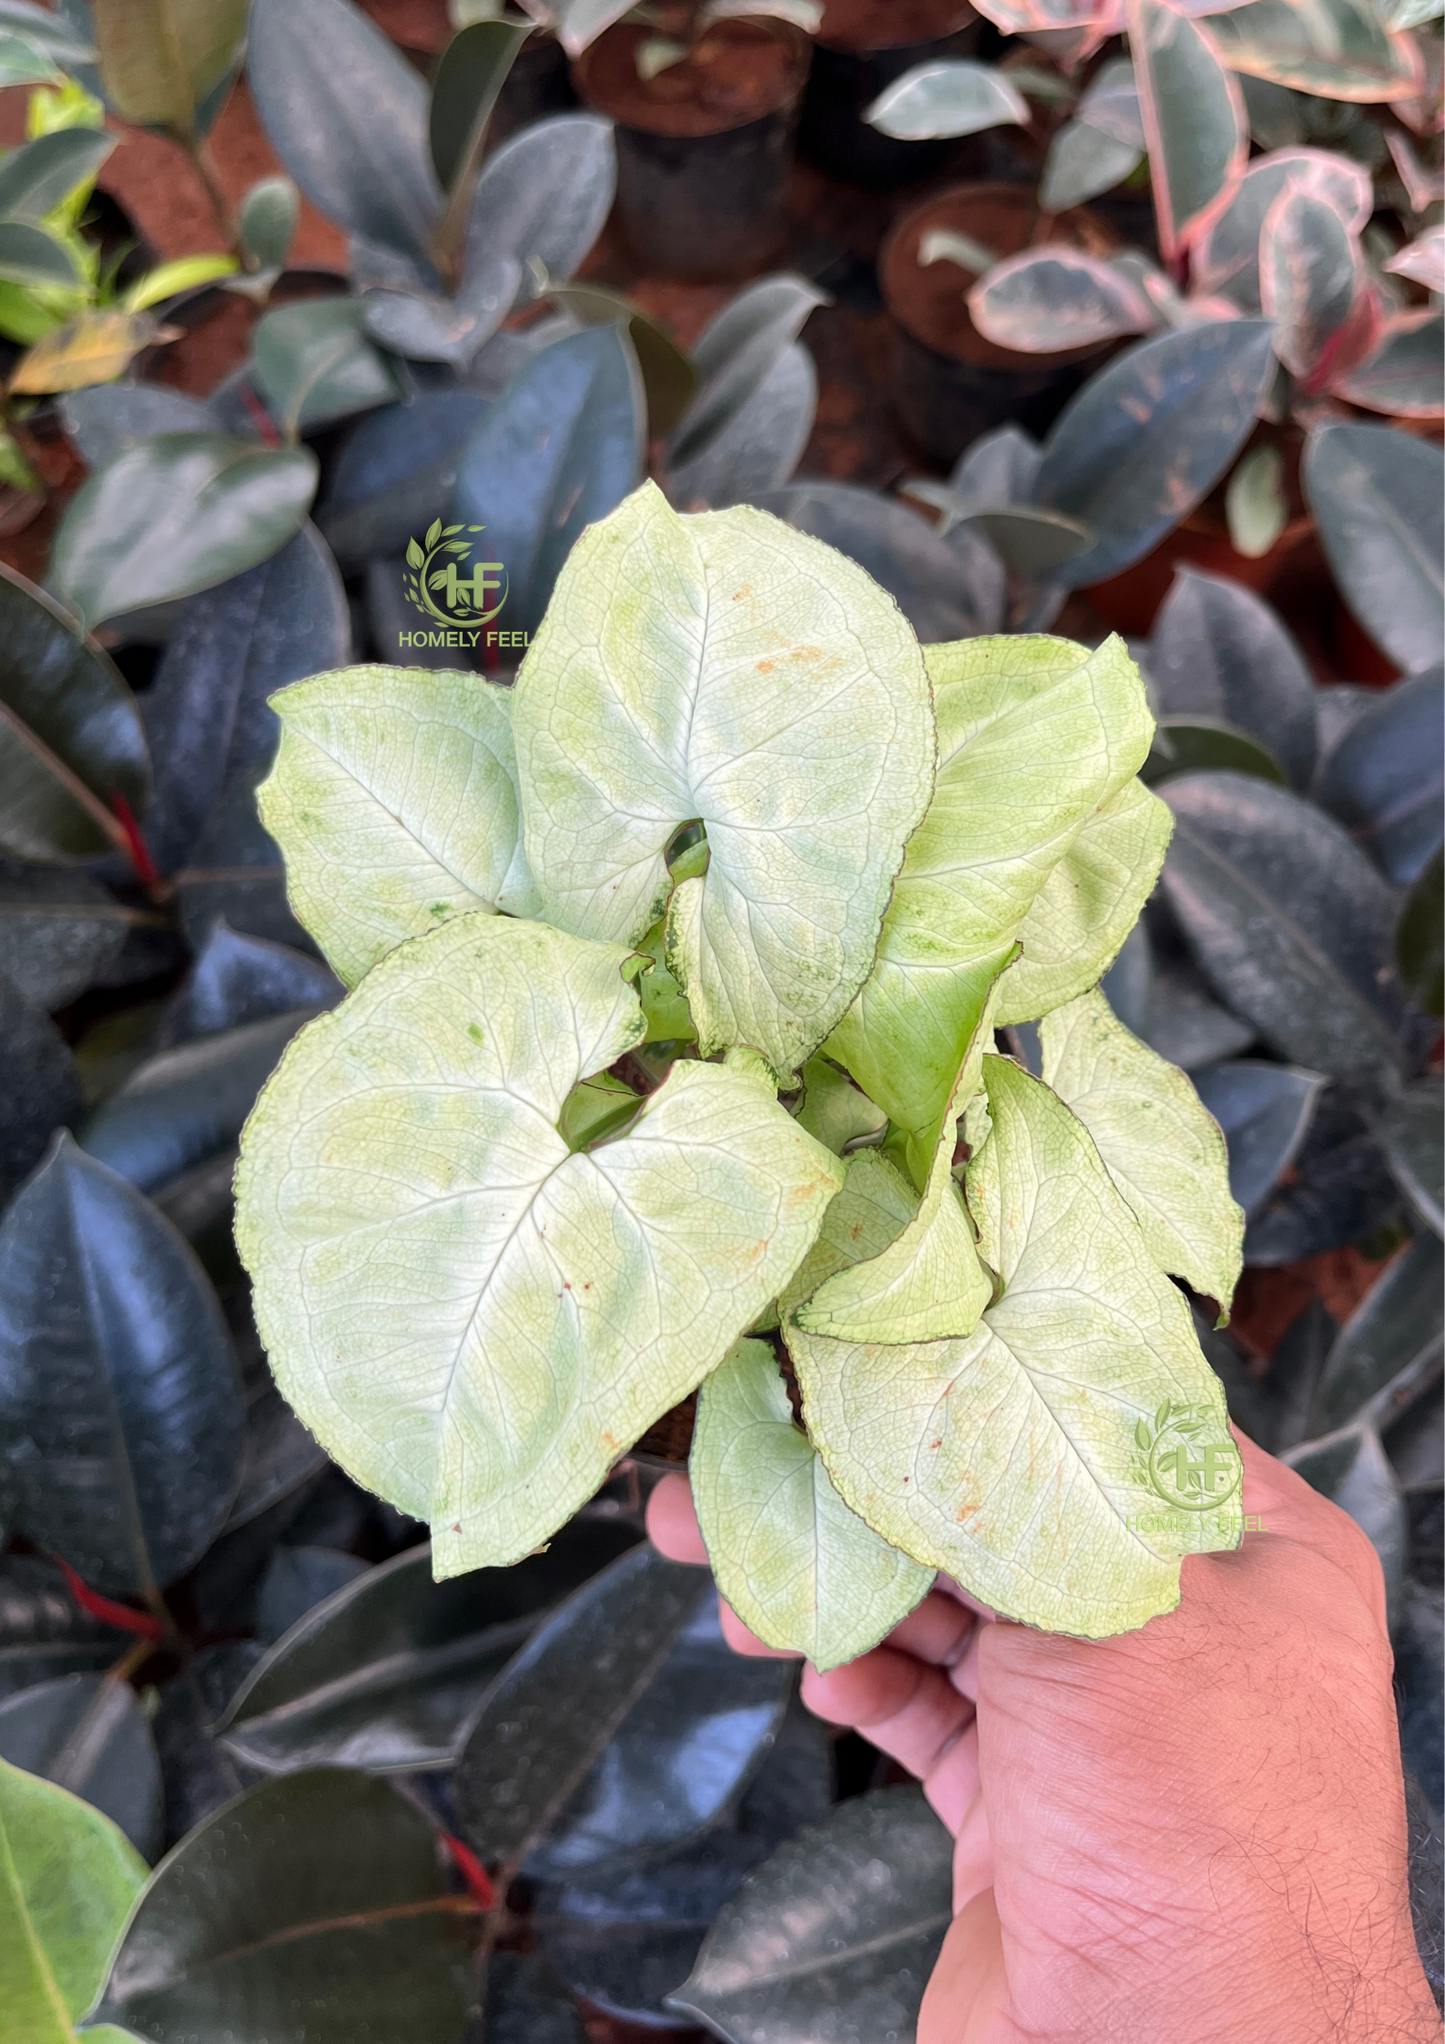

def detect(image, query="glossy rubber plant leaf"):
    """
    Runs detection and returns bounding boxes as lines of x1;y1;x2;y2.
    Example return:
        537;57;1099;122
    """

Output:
690;1338;933;1669
90;0;247;137
669;275;824;473
513;481;934;1079
1308;1232;1443;1439
1206;0;1422;102
1191;147;1371;307
247;0;441;274
218;1519;637;1774
1142;717;1286;787
316;392;489;572
1128;0;1247;260
863;58;1028;139
0;865;134;1008
0;1755;146;2044
254;1546;370;1645
235;915;843;1576
1039;989;1244;1306
669;1785;952;2041
1385;226;1445;295
1150;567;1316;788
429;16;533;191
969;248;1157;352
0;969;81;1203
669;338;816;510
1189;1059;1324;1217
142;523;351;876
58;383;218;473
1033;321;1276;588
237;175;298;276
0;217;82;287
250;299;401;437
1259;183;1363;379
50;435;318;635
1159;771;1416;1085
825;633;1156;1150
477;1952;586;2044
1397;848;1443;1020
91;1768;476;2044
1304;425;1444;678
0;563;149;865
0;126;112;220
0;1673;161;1860
464;113;616;295
1330;311;1445;423
1377;1082;1443;1240
448;325;644;639
789;1059;1243;1636
0;1134;244;1598
160;922;340;1047
0;1558;131;1706
258;664;538;985
455;1543;778;1871
536;279;697;441
1040;60;1144;209
1316;667;1444;885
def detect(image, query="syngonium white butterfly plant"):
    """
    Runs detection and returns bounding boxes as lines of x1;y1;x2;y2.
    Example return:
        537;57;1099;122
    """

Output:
234;479;1247;1663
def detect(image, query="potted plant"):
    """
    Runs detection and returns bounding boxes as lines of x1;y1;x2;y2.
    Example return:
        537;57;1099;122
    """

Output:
796;0;984;188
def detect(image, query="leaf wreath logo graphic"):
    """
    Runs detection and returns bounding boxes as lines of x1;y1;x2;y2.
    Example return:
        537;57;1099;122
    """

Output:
404;520;509;626
1134;1400;1243;1511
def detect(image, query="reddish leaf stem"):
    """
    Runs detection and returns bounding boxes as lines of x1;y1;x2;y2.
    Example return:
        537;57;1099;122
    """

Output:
54;1556;166;1642
442;1832;497;1911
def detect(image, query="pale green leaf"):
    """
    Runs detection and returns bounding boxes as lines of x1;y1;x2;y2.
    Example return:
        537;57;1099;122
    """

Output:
1225;443;1288;559
788;1057;1242;1637
0;1757;146;2044
797;977;1004;1343
1038;990;1244;1309
512;480;935;1079
776;1148;917;1330
257;664;540;987
794;1058;886;1157
235;914;844;1577
995;776;1172;1027
826;634;1155;1148
691;1339;933;1670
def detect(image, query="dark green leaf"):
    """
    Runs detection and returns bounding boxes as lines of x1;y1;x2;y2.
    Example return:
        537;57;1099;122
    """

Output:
455;1544;710;1870
0;217;82;287
1034;321;1276;587
750;480;995;642
1394;1581;1443;1814
1244;1126;1401;1267
219;1518;638;1775
255;1547;370;1645
81;1007;317;1196
670;276;823;471
1142;716;1288;787
247;0;441;274
0;1133;244;1598
1149;567;1317;787
0;967;81;1201
50;434;318;634
472;1952;586;2044
1134;937;1257;1071
218;1376;329;1539
1309;1232;1444;1438
462;113;615;297
1160;771;1415;1085
1284;1425;1406;1617
0;127;113;221
1191;1058;1324;1217
1377;1082;1443;1240
161;921;340;1047
361;264;519;368
141;524;350;875
1317;667;1444;886
251;298;401;437
0;1673;161;1859
93;1769;476;2044
949;423;1040;505
0;1557;129;1703
668;341;815;511
1303;423;1444;677
1397;849;1443;1020
449;324;643;637
151;1642;263;1848
59;381;218;470
0;562;148;864
429;17;532;191
0;863;137;1008
669;1785;952;2042
175;769;316;956
1250;1297;1335;1456
542;279;698;441
238;174;299;275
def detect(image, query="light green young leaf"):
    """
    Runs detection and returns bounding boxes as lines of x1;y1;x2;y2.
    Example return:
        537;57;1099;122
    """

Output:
0;1757;146;2044
995;776;1173;1025
512;480;934;1079
777;1147;918;1329
257;664;539;987
826;634;1155;1149
691;1339;932;1671
794;1058;886;1157
235;915;844;1578
788;1057;1242;1637
1038;990;1244;1309
797;976;1004;1343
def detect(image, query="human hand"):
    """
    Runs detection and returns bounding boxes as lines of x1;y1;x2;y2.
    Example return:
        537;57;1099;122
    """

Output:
647;1432;1437;2044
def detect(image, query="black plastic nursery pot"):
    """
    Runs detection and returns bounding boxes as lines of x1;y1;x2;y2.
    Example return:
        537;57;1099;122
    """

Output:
574;18;812;282
879;181;1113;467
797;0;983;189
488;32;579;151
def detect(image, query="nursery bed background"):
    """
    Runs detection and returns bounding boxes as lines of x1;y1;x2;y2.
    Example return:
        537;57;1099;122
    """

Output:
0;0;1439;2039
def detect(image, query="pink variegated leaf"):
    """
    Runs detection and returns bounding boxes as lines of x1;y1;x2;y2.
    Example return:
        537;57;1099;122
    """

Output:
1385;225;1445;295
1386;131;1445;211
1191;148;1373;305
968;0;1118;38
1259;184;1365;380
1330;308;1445;418
1206;0;1423;103
968;247;1160;351
1128;0;1249;263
